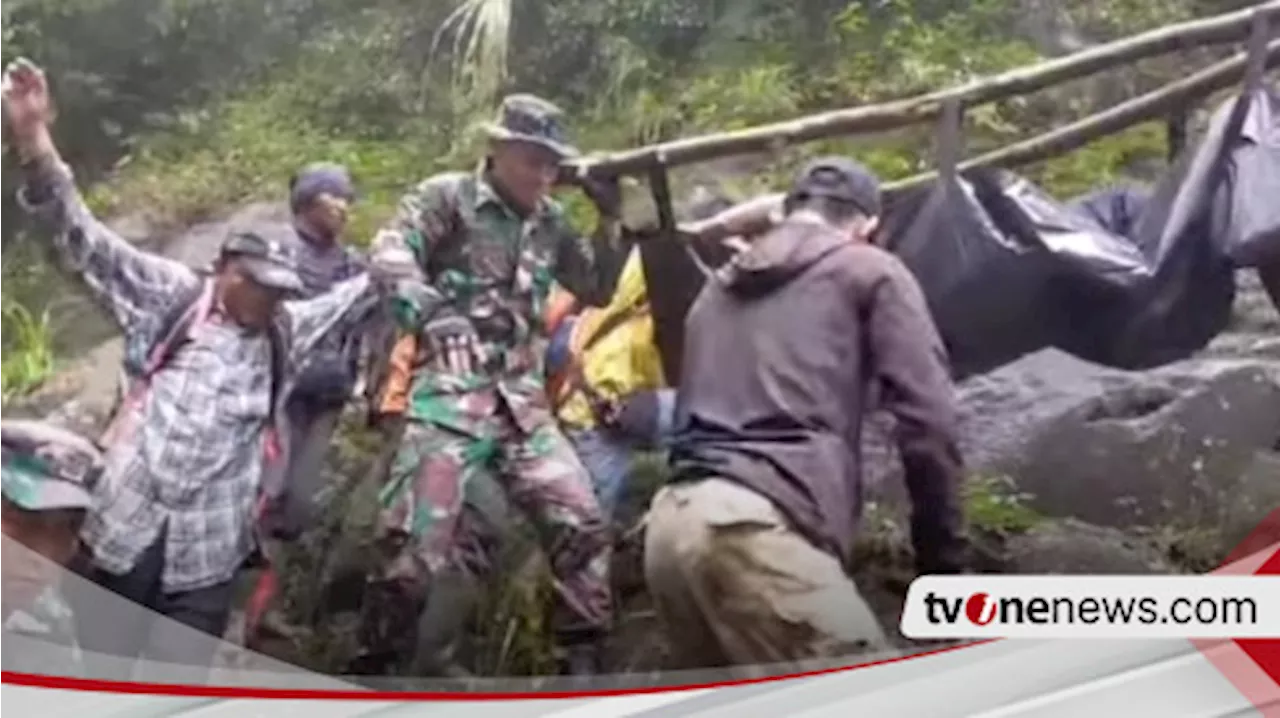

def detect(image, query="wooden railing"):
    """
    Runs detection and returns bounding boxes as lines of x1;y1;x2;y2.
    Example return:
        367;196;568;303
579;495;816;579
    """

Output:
567;1;1279;184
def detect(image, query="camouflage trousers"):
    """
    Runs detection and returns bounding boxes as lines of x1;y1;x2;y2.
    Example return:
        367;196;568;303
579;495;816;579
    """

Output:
361;402;613;664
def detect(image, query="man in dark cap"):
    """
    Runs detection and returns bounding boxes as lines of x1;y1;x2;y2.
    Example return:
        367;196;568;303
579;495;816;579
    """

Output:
364;94;628;675
644;157;969;674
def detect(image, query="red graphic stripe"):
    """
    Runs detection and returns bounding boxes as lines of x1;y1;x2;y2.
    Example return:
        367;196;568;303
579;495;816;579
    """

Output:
1;640;990;701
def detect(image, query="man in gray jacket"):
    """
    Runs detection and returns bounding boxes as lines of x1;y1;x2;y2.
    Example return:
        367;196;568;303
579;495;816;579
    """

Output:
645;157;969;675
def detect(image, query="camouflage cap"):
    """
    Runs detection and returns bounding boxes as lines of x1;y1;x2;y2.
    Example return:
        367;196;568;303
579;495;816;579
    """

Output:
484;94;580;159
1;420;102;512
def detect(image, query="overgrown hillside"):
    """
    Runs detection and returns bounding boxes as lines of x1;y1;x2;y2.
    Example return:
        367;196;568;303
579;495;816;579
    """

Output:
3;0;1276;682
1;0;1257;396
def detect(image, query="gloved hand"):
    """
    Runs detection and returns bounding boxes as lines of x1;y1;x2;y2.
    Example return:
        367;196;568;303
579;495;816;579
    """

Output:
369;245;422;284
422;313;484;375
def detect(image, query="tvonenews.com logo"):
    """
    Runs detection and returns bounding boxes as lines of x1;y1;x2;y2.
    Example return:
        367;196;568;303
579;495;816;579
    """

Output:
899;576;1280;639
921;591;1257;627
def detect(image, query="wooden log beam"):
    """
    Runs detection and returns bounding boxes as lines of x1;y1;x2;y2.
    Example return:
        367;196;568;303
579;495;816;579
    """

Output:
567;1;1280;179
884;38;1280;195
680;38;1280;243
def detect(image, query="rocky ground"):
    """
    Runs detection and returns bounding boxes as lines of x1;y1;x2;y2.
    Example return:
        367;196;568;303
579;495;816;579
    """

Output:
6;201;1278;682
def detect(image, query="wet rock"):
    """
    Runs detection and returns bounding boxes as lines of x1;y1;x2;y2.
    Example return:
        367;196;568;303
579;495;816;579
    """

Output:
867;271;1280;535
1001;519;1177;574
867;350;1280;529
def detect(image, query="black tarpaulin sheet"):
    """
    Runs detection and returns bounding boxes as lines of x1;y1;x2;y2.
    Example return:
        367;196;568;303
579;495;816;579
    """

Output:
1211;85;1280;268
637;90;1274;384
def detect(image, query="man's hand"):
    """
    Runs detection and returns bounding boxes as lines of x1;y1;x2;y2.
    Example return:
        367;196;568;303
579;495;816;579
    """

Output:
369;245;422;284
2;58;56;160
577;174;622;219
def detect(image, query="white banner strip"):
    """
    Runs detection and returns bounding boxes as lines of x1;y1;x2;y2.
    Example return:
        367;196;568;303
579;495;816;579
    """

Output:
900;576;1280;639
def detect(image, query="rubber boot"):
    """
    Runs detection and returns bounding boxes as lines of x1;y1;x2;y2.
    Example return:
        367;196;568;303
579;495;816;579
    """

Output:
560;642;604;676
556;629;607;679
410;567;483;677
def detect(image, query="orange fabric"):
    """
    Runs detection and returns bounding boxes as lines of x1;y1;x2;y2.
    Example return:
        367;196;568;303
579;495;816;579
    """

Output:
544;285;579;335
378;334;419;416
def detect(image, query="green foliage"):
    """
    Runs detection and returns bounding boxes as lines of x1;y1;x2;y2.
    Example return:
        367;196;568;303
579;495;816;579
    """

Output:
963;474;1044;535
60;0;1198;240
469;549;558;677
0;298;56;401
1031;122;1169;199
0;0;1241;678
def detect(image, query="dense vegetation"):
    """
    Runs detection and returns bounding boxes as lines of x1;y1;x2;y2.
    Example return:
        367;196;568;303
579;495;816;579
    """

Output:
2;0;1267;677
3;0;1259;398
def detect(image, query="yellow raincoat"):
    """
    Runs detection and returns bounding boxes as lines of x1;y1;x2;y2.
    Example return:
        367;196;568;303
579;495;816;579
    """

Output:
551;248;668;433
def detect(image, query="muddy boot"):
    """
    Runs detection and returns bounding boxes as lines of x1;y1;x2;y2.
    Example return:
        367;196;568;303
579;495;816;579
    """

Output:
351;573;427;676
410;567;482;677
556;629;607;678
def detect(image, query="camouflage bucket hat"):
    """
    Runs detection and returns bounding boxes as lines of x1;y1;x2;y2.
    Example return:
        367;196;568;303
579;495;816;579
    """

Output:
484;94;580;159
1;420;103;512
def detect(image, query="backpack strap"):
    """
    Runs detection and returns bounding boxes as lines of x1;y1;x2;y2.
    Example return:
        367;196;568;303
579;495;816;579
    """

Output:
99;280;215;451
140;279;216;386
262;319;290;465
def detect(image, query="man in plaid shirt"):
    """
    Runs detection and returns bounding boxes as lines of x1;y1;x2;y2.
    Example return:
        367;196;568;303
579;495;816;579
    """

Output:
3;58;396;681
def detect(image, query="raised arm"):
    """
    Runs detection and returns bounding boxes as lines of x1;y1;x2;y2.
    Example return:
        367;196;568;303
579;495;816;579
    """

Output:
279;272;385;366
4;60;197;337
367;175;460;331
862;251;968;577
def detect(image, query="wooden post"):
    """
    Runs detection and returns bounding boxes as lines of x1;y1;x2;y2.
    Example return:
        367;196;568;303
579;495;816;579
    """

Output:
640;162;701;386
1166;110;1189;162
937;98;965;184
647;163;677;235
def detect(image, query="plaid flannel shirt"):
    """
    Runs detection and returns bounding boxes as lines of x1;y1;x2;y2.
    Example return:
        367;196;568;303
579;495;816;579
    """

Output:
18;156;384;593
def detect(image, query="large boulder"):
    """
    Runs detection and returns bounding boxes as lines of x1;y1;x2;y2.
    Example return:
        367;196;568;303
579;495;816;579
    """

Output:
867;270;1280;544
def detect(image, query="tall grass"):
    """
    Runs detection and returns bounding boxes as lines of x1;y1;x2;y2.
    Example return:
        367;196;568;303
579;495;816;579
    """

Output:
1;298;57;401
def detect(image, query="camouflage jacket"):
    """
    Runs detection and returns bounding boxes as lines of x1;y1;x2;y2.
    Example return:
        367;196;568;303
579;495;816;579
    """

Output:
371;167;628;437
2;586;83;677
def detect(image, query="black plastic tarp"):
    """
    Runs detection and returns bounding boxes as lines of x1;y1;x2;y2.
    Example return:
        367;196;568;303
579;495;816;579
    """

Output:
638;85;1276;385
886;168;1066;379
1210;86;1280;268
1048;89;1260;369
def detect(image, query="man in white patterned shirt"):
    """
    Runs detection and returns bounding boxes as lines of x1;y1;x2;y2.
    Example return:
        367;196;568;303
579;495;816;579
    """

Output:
3;58;395;681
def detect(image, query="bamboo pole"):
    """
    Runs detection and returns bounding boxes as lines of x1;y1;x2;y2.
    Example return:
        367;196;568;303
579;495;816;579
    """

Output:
884;38;1280;195
678;38;1280;242
568;1;1280;179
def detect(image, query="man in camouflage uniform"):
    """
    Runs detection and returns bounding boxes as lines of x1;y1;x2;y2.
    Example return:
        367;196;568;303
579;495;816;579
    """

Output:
364;94;629;675
2;420;104;677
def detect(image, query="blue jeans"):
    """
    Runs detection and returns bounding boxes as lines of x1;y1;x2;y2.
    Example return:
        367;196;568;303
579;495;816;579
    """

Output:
567;389;678;521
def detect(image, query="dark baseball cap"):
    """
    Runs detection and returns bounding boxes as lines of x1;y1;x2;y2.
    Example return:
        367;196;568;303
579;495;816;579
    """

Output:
785;156;883;218
220;231;305;295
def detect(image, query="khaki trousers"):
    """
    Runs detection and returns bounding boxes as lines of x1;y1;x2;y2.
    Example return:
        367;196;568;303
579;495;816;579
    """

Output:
644;477;888;675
